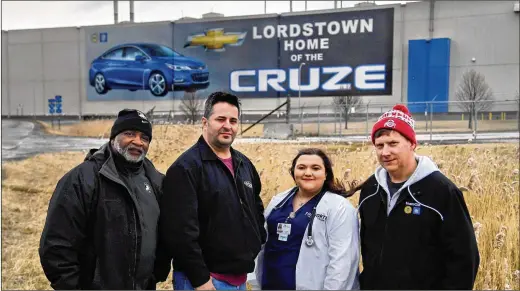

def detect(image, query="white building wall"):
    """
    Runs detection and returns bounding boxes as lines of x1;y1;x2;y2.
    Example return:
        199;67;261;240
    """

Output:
2;31;10;116
2;1;519;116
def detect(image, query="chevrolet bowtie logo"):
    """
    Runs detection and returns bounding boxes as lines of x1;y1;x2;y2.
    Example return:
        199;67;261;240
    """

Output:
184;28;247;52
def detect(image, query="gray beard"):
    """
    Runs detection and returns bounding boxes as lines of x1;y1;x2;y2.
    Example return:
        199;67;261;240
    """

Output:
111;139;146;163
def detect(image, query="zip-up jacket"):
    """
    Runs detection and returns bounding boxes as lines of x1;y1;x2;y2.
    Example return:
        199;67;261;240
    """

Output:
358;155;480;290
156;136;266;288
39;143;164;290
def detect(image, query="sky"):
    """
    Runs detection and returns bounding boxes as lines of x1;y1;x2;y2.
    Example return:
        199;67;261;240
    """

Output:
1;1;411;31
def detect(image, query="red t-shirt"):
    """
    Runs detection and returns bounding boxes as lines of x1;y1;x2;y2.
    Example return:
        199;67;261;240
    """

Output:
219;156;234;177
212;157;246;286
210;273;247;286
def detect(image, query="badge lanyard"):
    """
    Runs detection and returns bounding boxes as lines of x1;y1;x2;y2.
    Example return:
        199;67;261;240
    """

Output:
274;188;327;246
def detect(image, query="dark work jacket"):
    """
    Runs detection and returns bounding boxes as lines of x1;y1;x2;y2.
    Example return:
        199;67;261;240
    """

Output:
39;143;164;290
358;156;480;290
156;136;267;288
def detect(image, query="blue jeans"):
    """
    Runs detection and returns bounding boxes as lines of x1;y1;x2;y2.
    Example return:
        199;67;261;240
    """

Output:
173;271;246;290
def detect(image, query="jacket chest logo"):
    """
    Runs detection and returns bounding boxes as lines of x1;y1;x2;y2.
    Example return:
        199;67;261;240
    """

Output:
315;213;328;221
404;203;421;215
244;181;253;189
144;182;152;193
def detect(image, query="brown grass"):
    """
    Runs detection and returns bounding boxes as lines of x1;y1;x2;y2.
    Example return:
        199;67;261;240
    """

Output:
2;123;519;290
38;118;518;139
37;120;265;138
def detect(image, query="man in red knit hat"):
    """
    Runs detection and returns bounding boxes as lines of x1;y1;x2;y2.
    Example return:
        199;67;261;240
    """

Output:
355;104;480;289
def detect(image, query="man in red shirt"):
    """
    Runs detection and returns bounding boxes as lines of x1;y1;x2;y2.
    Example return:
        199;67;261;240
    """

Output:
156;92;266;290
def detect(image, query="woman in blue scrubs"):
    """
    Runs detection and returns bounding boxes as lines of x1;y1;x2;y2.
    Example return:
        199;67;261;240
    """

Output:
251;148;360;290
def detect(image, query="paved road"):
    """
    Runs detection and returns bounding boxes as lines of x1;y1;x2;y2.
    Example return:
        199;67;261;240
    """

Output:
2;120;108;162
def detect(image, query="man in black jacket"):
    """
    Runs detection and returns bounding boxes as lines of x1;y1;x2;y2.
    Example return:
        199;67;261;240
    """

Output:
39;109;164;290
357;104;480;290
157;92;266;290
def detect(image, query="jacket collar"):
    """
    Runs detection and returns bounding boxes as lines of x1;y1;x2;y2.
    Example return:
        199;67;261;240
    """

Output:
374;154;439;197
86;142;163;194
197;135;242;164
264;188;336;219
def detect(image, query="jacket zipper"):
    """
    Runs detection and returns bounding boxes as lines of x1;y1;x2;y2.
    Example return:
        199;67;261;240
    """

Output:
132;207;137;289
100;172;138;289
379;190;388;268
379;219;388;267
229;159;262;244
233;159;244;206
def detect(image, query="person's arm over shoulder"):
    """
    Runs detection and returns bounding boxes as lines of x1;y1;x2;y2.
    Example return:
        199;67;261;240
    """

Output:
439;180;480;289
251;161;267;244
159;159;210;288
324;198;360;290
39;163;97;290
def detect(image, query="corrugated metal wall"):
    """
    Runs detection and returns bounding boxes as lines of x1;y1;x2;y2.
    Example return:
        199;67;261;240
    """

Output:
1;1;518;116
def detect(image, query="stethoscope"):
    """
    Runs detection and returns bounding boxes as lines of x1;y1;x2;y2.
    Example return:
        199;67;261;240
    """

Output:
273;187;327;247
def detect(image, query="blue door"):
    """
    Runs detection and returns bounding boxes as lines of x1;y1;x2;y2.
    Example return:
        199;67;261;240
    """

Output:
407;38;451;113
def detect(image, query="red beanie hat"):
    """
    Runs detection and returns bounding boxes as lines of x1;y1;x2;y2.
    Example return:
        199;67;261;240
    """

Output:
371;104;416;145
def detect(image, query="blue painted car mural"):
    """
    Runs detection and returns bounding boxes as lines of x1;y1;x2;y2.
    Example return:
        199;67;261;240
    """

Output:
89;43;209;97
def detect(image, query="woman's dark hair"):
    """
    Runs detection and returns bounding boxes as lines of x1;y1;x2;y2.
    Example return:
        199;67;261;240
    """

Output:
290;148;354;197
344;178;369;197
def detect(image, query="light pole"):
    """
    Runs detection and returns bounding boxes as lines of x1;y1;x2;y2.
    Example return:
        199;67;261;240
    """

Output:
429;95;438;142
298;62;306;134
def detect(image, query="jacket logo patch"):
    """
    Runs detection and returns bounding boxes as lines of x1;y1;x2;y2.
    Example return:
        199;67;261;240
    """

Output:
404;205;412;214
144;182;152;193
315;213;328;221
244;181;253;189
412;206;421;215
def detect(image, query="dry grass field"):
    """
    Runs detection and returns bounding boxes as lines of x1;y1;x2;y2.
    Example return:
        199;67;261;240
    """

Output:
2;120;519;290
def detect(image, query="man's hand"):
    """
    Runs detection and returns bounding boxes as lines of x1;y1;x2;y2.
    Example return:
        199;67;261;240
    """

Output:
195;278;215;290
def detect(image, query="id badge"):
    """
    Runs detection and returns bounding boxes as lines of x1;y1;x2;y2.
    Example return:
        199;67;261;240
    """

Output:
277;223;291;236
278;234;288;241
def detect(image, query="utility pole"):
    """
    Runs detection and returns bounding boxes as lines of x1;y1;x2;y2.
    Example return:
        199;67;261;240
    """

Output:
298;62;306;134
130;0;135;22
114;1;118;24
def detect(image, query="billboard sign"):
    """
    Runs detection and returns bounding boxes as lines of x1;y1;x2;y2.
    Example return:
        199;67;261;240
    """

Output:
85;8;393;100
173;16;280;98
276;8;394;97
85;23;182;101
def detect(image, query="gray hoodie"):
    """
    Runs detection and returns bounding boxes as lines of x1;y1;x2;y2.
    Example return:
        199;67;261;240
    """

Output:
360;154;443;220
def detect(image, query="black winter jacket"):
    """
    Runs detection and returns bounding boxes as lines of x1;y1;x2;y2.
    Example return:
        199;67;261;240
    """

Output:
39;143;164;290
358;156;479;290
156;136;266;288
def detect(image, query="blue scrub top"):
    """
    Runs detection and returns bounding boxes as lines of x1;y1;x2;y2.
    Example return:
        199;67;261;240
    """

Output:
262;192;320;290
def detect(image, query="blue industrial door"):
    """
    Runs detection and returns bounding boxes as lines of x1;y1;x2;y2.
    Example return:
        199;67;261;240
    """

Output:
407;38;451;113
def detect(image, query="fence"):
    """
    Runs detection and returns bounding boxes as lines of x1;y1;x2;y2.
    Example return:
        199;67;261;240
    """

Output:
143;99;520;140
